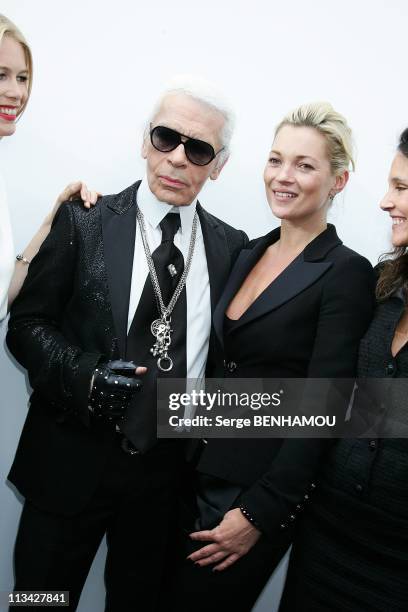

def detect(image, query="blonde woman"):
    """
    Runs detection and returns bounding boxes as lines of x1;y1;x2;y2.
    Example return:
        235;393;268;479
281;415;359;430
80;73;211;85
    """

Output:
167;102;375;612
0;13;97;322
279;128;408;612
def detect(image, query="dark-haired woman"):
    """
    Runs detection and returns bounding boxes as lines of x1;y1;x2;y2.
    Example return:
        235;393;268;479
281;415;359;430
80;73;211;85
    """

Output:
279;128;408;612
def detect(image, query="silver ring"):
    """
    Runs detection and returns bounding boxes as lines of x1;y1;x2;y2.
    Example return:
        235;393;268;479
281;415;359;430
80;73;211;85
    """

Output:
157;356;173;372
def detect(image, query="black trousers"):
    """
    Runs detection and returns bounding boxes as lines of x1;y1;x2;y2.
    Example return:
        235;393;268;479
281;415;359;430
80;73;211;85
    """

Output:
162;529;289;612
11;439;184;612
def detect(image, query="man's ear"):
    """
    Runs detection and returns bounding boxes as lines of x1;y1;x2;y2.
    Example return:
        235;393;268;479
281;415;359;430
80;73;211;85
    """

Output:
210;155;229;181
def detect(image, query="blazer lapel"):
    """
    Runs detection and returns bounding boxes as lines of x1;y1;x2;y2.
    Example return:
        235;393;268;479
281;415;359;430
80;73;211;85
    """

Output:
235;256;332;330
214;223;342;336
198;204;232;316
102;181;140;356
213;232;278;347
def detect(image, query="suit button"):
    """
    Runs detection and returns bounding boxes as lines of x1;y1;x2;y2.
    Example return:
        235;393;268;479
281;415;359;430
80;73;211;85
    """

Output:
355;483;363;493
226;361;237;373
289;514;296;522
369;440;377;451
385;362;395;376
280;523;287;530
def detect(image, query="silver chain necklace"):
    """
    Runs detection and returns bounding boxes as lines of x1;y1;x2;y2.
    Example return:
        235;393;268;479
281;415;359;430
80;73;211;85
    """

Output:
136;206;198;372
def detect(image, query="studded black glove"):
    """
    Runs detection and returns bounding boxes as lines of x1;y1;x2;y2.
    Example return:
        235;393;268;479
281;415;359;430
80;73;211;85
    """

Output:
89;360;143;422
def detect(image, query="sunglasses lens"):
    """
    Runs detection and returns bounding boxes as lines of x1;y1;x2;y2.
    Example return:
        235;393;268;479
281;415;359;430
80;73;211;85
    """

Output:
185;140;215;166
150;126;216;166
151;126;180;152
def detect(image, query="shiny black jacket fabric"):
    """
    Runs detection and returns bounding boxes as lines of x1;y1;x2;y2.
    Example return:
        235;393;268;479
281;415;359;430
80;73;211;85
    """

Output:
6;181;247;515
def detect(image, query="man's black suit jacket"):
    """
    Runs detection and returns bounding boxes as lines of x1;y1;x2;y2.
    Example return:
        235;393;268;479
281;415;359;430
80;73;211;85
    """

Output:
6;181;247;516
196;224;376;540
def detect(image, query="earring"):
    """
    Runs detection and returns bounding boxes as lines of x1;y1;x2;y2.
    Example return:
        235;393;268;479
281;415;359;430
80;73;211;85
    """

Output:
329;193;335;201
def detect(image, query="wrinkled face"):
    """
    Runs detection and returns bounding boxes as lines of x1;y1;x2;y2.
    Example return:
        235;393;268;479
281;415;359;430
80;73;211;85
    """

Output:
263;125;347;223
142;93;226;206
0;35;29;138
380;152;408;248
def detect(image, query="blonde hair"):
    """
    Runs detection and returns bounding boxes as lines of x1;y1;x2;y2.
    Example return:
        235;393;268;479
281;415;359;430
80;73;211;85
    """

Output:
275;102;355;174
0;14;33;116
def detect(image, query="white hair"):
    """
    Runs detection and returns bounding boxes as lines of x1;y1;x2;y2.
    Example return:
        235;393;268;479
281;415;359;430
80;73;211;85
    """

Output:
146;74;235;167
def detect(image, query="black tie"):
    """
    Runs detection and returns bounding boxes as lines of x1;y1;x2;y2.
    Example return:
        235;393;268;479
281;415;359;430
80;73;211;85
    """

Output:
155;213;183;303
123;212;187;452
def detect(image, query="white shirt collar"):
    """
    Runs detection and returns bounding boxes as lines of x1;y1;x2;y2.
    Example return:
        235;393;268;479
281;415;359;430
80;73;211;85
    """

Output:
137;176;198;234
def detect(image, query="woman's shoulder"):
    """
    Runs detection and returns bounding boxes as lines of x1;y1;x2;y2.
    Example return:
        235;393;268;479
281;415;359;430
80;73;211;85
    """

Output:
314;236;376;300
329;242;373;275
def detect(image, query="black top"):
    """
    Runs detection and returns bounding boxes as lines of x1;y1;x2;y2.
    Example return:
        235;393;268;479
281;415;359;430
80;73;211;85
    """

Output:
223;314;240;334
351;287;408;439
359;287;408;377
197;224;376;539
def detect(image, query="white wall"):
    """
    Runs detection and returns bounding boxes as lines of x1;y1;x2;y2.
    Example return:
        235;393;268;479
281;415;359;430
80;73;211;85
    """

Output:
0;1;406;610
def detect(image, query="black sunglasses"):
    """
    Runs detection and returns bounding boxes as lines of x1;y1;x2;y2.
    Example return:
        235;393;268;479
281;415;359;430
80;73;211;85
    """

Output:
150;125;224;166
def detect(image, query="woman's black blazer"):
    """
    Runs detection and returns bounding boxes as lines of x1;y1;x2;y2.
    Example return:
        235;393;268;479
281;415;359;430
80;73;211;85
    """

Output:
196;224;376;540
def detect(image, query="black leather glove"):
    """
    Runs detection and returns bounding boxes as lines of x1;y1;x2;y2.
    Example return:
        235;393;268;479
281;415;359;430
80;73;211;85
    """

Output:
89;360;143;422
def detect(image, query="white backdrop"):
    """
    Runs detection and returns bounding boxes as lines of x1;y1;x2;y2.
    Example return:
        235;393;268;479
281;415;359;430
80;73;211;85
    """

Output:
0;1;406;610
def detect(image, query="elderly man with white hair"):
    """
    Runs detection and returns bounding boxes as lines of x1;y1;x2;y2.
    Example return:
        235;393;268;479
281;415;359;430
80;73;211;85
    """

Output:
6;77;247;611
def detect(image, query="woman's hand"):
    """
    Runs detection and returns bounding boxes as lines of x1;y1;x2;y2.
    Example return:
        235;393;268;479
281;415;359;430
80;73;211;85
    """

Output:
188;508;261;571
45;181;101;225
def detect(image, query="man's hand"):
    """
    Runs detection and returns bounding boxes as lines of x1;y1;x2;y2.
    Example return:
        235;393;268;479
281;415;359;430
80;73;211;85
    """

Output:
188;507;261;571
89;360;147;422
46;181;102;225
